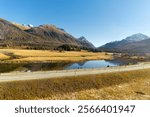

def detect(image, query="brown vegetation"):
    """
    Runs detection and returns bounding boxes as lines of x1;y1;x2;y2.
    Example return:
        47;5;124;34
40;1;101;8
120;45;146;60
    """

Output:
12;23;30;30
0;53;10;60
0;49;112;63
0;69;150;100
0;18;95;50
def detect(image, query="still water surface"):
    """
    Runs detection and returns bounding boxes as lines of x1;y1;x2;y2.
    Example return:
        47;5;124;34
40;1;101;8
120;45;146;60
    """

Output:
65;60;118;69
0;60;129;73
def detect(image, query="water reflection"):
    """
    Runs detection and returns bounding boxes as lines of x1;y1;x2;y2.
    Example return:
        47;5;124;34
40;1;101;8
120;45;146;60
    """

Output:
65;60;119;70
0;60;130;73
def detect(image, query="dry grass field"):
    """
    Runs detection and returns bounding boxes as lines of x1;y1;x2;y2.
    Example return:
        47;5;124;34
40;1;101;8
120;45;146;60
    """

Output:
0;53;10;60
0;68;150;100
0;49;112;63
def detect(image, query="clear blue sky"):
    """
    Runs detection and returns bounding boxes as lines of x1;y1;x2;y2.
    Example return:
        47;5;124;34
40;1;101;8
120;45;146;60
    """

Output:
1;0;150;47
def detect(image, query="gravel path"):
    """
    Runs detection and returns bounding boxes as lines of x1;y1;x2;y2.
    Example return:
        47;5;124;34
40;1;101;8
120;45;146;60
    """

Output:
0;62;150;82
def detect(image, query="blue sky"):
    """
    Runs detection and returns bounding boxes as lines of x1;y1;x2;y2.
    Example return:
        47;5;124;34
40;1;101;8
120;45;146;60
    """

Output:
0;0;150;47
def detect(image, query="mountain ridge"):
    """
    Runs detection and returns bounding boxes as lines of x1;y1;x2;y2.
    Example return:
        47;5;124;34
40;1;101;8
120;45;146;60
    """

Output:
98;33;150;53
0;18;95;50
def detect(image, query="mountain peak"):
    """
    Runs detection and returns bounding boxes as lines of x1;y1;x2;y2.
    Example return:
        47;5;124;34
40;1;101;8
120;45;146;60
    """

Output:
124;33;149;42
78;36;95;49
78;36;87;42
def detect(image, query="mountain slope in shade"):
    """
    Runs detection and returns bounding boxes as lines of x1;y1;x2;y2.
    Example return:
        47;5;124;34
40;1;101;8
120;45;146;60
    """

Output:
98;33;150;53
25;25;80;48
25;25;95;49
0;18;95;50
120;38;150;53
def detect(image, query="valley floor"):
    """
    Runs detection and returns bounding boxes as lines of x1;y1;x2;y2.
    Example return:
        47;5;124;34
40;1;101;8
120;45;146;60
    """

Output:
0;49;149;100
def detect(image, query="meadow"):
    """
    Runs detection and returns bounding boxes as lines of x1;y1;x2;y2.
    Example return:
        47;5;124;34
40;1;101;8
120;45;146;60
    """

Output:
0;68;150;100
0;53;10;60
0;49;112;63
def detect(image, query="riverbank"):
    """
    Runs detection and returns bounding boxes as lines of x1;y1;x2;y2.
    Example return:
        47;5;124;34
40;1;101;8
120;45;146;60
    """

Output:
0;49;112;63
0;62;150;82
0;68;150;100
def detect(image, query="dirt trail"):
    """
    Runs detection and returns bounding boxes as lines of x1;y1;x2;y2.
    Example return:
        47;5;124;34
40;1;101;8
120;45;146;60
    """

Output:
0;62;150;82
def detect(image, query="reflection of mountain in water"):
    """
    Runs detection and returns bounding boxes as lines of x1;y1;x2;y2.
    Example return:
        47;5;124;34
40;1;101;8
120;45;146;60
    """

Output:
77;62;86;66
0;60;131;73
0;63;23;73
105;59;137;66
0;62;73;73
105;60;122;66
23;62;72;71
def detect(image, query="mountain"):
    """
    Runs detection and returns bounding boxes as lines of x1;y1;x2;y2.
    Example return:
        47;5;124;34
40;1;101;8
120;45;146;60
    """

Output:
78;36;95;49
119;38;150;53
0;18;43;48
25;25;80;49
0;18;95;50
124;33;149;42
98;33;150;53
12;22;31;30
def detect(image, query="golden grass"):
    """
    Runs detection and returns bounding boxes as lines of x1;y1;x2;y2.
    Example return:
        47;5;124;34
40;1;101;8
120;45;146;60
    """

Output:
0;69;150;100
41;25;65;34
0;53;10;60
13;23;30;30
0;49;112;62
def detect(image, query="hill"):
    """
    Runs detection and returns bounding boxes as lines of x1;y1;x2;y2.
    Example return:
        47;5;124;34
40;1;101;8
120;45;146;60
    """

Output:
0;18;95;50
